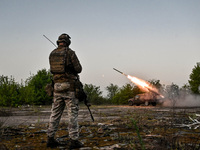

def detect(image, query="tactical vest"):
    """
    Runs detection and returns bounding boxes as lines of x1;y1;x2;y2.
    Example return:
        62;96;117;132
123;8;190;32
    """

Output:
49;47;69;74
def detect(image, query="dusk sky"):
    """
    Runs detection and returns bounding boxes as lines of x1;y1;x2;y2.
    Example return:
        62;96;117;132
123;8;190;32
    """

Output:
1;0;200;94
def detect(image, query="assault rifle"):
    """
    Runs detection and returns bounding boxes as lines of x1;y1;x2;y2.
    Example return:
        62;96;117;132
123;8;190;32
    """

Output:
43;34;94;122
77;79;94;122
86;103;94;122
83;97;94;122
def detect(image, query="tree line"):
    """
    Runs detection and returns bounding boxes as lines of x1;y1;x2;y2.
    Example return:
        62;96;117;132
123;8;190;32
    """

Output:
0;63;199;107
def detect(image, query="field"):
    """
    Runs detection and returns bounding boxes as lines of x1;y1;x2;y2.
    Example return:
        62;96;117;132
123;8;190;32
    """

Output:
0;105;200;150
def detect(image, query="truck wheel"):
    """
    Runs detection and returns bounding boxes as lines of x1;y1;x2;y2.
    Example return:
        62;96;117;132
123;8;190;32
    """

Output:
144;101;149;106
152;102;157;106
128;101;133;106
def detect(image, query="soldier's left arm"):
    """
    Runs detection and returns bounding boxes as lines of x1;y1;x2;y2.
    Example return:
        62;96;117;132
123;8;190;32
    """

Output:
70;51;82;74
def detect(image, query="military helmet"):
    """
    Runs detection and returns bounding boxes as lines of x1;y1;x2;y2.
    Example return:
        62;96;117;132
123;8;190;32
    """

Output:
58;33;71;40
57;33;71;46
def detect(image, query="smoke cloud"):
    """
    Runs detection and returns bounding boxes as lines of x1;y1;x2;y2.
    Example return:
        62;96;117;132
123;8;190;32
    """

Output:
162;94;200;107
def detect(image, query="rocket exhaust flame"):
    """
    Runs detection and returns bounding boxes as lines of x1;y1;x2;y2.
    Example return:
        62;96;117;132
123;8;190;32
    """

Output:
127;75;149;89
113;68;164;98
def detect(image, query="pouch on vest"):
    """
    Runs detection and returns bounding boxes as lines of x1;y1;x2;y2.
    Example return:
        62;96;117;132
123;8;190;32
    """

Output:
54;82;70;93
49;47;68;74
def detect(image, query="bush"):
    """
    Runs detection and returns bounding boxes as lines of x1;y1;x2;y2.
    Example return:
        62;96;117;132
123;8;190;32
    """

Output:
0;69;52;107
0;75;21;107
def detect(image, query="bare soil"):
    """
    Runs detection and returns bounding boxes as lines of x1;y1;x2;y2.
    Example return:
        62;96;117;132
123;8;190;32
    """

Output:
0;105;200;150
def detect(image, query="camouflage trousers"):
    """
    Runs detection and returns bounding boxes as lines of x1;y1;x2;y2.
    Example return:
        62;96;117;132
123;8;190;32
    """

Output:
47;82;79;140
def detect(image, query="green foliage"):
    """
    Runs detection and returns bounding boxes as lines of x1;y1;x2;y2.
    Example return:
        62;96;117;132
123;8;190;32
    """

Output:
148;79;163;92
0;75;20;107
104;83;144;105
0;69;52;107
131;118;146;150
112;84;141;105
18;82;35;105
188;63;200;94
26;69;52;105
83;84;104;105
106;83;119;101
2;63;199;106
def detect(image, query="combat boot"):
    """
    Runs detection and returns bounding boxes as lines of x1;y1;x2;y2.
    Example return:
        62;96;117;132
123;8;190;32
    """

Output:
47;137;61;148
69;139;84;149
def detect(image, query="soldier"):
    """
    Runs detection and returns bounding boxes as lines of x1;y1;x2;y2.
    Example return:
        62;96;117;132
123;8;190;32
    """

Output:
47;33;83;149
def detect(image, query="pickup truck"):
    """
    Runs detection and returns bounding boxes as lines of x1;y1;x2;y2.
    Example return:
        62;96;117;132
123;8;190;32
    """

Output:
128;92;162;106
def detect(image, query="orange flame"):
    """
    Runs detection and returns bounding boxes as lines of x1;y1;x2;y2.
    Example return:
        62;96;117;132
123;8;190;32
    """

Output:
127;75;150;90
127;75;164;98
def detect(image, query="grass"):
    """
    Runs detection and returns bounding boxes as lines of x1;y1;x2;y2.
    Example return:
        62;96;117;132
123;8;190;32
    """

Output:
131;118;145;150
0;105;200;149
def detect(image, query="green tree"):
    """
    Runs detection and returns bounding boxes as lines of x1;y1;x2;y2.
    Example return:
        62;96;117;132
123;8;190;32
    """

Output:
106;83;119;101
0;75;20;107
149;79;162;90
188;63;200;94
83;84;104;105
148;79;165;95
112;84;136;105
18;80;35;105
26;69;52;105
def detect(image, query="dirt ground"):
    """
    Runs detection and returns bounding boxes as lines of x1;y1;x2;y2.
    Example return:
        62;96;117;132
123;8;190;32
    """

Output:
0;105;200;150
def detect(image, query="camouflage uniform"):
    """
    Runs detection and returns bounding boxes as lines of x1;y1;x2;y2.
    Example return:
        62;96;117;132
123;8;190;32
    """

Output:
47;35;82;141
48;90;79;140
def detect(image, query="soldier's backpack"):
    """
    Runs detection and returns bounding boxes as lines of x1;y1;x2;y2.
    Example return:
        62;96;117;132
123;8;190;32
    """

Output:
49;47;69;74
